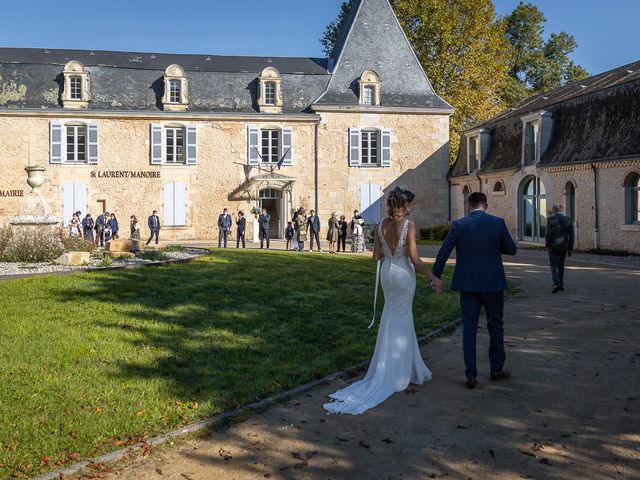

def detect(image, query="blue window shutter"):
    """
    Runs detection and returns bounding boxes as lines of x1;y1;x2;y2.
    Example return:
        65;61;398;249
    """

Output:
381;129;391;167
349;127;361;166
163;182;175;226
50;122;63;164
248;125;260;165
186;126;197;165
282;126;293;166
150;124;163;165
88;123;99;164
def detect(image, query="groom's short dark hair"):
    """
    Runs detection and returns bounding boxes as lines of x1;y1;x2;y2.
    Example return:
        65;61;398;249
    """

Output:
468;192;487;208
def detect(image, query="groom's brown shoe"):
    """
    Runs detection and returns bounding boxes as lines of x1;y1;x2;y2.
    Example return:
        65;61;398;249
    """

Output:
490;370;511;381
465;378;477;389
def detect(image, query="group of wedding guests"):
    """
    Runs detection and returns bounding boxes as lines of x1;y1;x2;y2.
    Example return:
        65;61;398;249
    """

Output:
216;207;367;253
68;210;162;247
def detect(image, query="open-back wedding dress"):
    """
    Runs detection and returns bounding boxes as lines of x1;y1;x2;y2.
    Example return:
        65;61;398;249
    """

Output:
324;219;432;415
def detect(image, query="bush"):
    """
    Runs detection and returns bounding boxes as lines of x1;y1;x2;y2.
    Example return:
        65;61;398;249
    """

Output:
99;254;113;267
0;226;13;259
61;234;96;253
418;224;451;241
136;250;168;261
0;226;64;263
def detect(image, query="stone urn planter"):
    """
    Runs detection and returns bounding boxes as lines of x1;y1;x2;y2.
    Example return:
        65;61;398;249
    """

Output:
11;165;59;233
25;165;46;192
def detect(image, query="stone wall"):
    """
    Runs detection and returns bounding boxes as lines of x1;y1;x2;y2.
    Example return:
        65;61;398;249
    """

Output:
449;163;640;253
0;110;450;242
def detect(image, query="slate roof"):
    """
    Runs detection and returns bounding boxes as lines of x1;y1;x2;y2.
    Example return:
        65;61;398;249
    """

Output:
316;0;452;111
450;61;640;177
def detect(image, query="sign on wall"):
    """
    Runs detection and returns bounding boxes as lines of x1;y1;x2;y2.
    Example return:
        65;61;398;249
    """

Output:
90;171;161;179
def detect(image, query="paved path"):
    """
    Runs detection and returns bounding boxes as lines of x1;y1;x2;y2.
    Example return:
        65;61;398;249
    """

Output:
83;252;640;480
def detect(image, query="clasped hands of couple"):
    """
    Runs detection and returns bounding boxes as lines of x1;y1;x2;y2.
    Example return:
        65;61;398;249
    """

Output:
430;276;446;294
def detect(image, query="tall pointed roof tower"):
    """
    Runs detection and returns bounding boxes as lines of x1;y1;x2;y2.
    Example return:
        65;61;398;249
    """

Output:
314;0;453;112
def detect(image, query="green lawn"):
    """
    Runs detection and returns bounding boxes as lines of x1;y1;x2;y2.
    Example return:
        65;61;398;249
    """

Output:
0;250;458;479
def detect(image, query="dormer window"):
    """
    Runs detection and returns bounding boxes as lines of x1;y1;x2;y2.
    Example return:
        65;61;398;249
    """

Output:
162;64;188;111
521;111;552;166
257;67;283;113
264;82;276;105
467;135;480;173
359;70;381;106
62;60;91;109
169;79;181;104
524;120;538;165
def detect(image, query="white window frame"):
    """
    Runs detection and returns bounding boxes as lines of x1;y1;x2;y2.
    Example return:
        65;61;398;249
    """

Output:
261;129;281;163
165;126;186;164
624;173;640;225
66;124;87;163
169;79;181;104
363;86;375;106
264;82;276;106
467;135;480;174
361;129;379;166
69;76;82;100
521;111;546;166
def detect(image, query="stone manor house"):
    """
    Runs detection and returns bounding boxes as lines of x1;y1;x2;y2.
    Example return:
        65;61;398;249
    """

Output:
0;0;452;241
449;62;640;254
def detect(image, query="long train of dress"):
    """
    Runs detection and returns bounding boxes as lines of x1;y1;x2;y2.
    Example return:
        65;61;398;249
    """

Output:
324;219;431;415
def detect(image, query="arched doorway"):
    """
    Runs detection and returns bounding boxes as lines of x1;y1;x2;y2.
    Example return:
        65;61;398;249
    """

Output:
259;188;284;238
519;176;547;242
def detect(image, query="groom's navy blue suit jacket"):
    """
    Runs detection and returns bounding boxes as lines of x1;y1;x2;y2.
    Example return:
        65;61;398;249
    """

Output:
433;210;517;292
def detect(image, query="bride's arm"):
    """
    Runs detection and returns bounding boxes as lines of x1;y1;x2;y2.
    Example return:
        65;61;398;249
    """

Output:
373;223;383;261
407;222;445;290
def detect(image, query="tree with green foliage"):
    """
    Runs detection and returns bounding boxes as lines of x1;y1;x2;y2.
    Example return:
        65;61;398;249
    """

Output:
504;2;589;103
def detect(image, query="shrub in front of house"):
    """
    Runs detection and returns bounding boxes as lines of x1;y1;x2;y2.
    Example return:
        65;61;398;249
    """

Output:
0;226;64;263
418;224;451;241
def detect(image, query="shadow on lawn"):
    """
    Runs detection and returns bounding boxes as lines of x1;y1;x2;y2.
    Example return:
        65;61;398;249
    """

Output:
53;250;458;411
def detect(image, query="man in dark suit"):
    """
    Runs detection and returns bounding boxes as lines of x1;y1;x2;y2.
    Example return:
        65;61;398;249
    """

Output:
545;204;574;293
218;208;232;248
433;192;517;389
258;208;270;249
306;209;322;252
236;211;246;249
94;211;109;247
146;210;160;245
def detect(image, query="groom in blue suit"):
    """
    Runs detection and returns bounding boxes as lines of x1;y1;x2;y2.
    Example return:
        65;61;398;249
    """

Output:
433;192;517;389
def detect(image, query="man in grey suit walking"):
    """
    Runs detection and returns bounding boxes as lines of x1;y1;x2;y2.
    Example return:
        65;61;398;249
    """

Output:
258;208;270;249
218;208;232;248
545;204;574;293
433;192;518;389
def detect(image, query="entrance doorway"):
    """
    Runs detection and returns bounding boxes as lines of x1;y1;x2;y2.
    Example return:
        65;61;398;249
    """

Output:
259;188;284;238
519;176;547;242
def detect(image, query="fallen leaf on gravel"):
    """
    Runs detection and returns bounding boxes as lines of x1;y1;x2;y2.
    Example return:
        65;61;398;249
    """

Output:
264;474;271;478
155;467;164;475
359;441;371;450
181;474;194;480
218;448;233;460
382;438;394;444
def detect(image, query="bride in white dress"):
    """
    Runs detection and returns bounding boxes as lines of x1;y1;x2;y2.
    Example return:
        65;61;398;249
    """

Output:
324;187;446;415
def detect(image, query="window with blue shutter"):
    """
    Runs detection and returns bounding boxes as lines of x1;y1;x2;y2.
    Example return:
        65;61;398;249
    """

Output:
150;124;163;165
88;123;99;164
381;129;392;167
186;126;197;165
248;125;260;165
49;122;63;164
281;126;293;166
349;127;361;166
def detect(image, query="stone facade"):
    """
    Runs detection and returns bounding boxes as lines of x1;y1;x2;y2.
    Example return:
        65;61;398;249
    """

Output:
449;61;640;254
0;0;453;242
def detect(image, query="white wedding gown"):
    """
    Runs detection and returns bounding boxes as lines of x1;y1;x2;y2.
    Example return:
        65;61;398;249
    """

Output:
324;219;432;415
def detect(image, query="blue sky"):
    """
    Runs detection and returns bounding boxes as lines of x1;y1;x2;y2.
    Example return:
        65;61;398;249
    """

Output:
0;1;636;76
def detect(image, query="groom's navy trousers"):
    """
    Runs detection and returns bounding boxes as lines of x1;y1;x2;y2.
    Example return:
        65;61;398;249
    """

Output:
460;291;505;379
433;209;517;379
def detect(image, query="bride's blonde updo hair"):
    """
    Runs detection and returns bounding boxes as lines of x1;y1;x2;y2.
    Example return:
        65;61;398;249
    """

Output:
387;187;415;218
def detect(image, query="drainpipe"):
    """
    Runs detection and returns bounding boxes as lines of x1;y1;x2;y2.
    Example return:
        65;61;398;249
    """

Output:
591;164;600;250
314;118;320;214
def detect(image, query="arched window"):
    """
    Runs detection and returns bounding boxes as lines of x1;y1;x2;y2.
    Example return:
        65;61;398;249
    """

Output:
162;64;188;111
565;181;576;222
492;180;505;194
462;185;471;217
624;172;640;225
163;182;187;226
63;182;88;223
359;70;381;106
258;67;283;113
62;60;91;108
519;176;547;242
